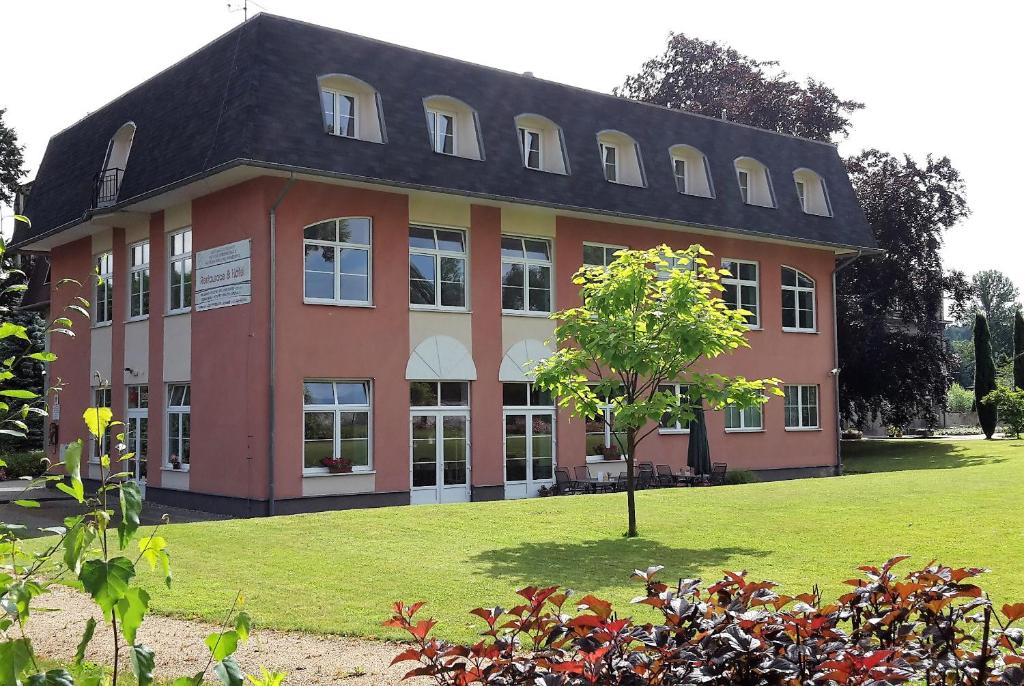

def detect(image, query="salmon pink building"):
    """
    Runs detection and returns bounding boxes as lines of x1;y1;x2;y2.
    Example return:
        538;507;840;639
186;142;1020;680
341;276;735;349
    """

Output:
13;15;877;515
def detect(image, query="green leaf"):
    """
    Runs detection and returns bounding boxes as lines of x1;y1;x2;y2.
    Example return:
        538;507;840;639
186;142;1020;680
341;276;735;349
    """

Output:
57;441;84;504
82;407;113;440
63;518;93;575
214;656;245;686
26;669;74;686
0;323;30;341
234;611;251;642
28;352;57;362
74;617;97;666
0;638;33;686
205;630;239;662
78;557;136;622
130;644;156;686
171;679;201;686
118;480;143;549
13;500;39;508
246;667;287;686
0;389;37;399
115;587;150;645
138;535;172;588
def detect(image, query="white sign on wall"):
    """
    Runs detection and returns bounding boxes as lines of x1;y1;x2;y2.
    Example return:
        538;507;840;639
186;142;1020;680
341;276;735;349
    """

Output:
195;239;252;312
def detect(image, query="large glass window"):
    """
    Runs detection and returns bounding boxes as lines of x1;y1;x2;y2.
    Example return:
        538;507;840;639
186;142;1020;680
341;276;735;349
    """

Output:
90;386;112;461
304;218;372;304
586;386;627;461
503;382;554;485
784;385;819;430
166;383;191;468
725;403;764;432
168;229;193;313
128;240;150;318
409;226;467;309
409;381;470;408
501;236;551;314
721;259;759;327
94;252;113;324
303;380;371;472
657;383;691;432
426;109;456;155
518;127;542;170
781;266;816;332
582;243;625;269
321;89;357;138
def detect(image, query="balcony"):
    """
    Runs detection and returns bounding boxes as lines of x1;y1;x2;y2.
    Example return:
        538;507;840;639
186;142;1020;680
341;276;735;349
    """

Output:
93;167;124;208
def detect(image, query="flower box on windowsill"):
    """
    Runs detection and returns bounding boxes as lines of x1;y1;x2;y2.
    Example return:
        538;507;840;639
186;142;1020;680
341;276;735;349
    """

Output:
321;457;353;474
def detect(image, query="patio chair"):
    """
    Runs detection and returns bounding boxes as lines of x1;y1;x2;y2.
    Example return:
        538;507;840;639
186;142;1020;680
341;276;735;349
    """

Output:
655;464;677;487
573;465;595;493
554;468;584;495
708;462;728;486
612;471;629;492
636;465;655;490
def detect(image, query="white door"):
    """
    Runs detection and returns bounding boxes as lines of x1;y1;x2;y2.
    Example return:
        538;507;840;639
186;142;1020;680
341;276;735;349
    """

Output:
503;410;555;499
410;411;471;505
125;412;148;499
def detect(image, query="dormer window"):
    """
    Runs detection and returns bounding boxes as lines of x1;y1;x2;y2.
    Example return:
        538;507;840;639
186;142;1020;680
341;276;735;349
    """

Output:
94;122;136;208
668;144;713;198
734;157;775;208
317;74;385;143
514;114;569;174
596;130;644;187
792;168;832;217
423;96;483;160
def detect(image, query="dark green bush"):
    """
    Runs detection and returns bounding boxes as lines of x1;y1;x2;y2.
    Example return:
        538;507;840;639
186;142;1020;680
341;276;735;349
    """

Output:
723;469;758;485
0;451;47;479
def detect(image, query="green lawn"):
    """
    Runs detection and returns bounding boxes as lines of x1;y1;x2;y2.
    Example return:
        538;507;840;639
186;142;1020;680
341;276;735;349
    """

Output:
116;439;1024;641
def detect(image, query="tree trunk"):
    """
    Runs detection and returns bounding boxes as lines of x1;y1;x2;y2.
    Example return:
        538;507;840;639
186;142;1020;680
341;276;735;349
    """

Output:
625;428;638;537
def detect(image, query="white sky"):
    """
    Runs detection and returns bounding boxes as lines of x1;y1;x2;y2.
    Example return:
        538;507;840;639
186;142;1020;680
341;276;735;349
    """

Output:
2;0;1020;295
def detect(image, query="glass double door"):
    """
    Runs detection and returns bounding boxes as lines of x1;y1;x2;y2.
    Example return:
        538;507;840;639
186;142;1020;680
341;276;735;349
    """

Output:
125;412;148;499
410;411;470;505
503;410;555;499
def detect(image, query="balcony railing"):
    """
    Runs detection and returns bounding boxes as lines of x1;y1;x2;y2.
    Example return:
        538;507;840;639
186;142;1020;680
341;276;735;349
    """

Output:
93;167;124;208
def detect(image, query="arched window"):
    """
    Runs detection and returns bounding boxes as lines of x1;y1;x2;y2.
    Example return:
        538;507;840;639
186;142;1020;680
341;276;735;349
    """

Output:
734;157;775;208
781;266;816;332
95;122;136;208
303;217;372;305
514;114;569;174
596;130;645;187
317;74;386;143
423;95;484;160
792;168;832;217
668;144;713;198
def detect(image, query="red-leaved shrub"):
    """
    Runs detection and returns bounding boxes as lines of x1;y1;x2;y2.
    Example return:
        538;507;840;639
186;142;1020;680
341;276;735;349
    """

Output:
387;556;1024;685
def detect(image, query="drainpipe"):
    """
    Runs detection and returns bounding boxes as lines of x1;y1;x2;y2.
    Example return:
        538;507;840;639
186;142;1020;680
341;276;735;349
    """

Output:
267;174;295;516
831;249;863;476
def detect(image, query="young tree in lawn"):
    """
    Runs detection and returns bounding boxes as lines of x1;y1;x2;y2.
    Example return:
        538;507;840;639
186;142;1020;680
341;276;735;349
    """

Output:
1014;309;1024;390
531;245;781;538
974;313;998;439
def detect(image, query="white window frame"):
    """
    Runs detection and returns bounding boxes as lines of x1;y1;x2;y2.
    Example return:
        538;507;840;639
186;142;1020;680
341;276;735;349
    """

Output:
303;217;373;306
795;180;807;211
724;402;764;433
673;157;687;193
784;384;820;431
518;127;543;170
168;228;193;314
502;382;556;485
166;383;191;470
721;259;760;328
582;242;626;269
427;109;457;155
321;88;358;139
302;380;373;475
408;225;469;311
585;385;627;463
657;383;691;434
781;266;817;333
600;142;618;182
89;386;112;463
737;169;750;203
94;252;113;325
128;240;150;320
500;235;553;316
657;255;696;281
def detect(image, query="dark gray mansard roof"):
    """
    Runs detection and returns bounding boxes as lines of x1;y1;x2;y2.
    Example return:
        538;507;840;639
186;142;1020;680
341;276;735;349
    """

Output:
15;13;876;252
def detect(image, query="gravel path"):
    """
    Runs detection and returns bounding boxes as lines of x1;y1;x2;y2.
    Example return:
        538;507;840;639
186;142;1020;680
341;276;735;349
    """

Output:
26;586;426;686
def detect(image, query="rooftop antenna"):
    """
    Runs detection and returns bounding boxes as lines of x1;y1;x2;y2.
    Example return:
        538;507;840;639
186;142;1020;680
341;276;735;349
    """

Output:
228;0;267;21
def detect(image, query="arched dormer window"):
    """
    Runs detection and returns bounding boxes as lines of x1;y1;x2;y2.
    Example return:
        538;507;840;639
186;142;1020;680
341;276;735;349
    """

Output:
792;168;832;217
514;114;569;174
596;130;645;187
423;95;483;160
318;74;386;143
781;266;816;332
668;144;713;198
734;157;775;208
95;122;135;208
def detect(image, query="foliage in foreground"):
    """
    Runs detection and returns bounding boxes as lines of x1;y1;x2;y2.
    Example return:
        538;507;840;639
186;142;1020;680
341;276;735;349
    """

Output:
389;557;1024;686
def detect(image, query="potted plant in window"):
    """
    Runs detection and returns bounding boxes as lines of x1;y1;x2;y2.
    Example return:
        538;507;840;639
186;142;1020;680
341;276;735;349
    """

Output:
170;457;181;470
321;456;353;474
601;443;622;460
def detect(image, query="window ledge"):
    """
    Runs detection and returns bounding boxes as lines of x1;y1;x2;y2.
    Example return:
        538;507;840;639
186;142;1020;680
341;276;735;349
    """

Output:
165;309;192;318
744;325;763;332
785;427;822;432
409;305;471;314
304;300;375;309
658;428;690;435
782;328;818;334
725;428;765;434
91;321;113;330
501;311;552;318
161;466;190;473
125;316;150;324
524;166;568;176
586;457;627;464
303;470;375;478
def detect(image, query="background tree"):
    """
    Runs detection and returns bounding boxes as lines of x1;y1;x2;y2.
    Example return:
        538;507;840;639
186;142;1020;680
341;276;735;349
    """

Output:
960;270;1021;360
0;107;25;206
1015;310;1024;390
532;245;780;537
838;152;969;428
616;34;863;142
974;314;997;439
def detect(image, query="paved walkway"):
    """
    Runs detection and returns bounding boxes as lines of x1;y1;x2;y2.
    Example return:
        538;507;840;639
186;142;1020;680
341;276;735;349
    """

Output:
28;586;421;686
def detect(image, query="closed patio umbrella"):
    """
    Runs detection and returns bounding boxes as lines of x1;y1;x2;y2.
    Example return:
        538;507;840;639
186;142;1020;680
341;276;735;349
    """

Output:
687;403;711;478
